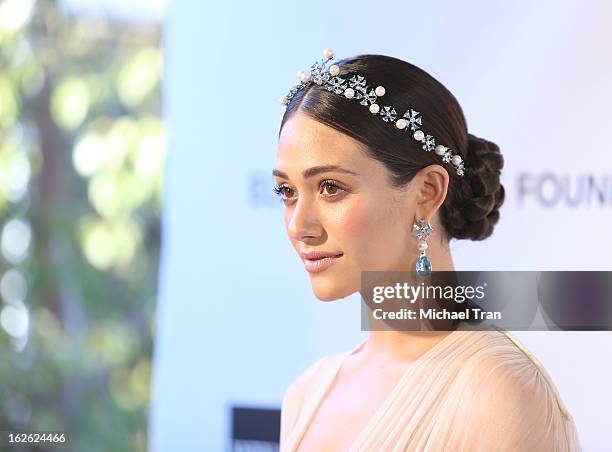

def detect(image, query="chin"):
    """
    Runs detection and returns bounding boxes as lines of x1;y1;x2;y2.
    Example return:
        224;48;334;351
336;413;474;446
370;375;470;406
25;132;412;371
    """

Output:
310;278;357;301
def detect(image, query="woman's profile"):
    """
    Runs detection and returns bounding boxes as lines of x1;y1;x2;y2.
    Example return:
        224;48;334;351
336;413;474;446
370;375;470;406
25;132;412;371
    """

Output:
273;48;581;451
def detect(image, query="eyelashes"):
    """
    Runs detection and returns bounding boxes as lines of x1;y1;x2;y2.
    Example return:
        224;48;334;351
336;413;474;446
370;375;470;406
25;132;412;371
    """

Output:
272;179;348;203
272;184;293;200
319;179;344;196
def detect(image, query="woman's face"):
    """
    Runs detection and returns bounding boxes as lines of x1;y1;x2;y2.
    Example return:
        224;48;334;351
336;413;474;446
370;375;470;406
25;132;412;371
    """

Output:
274;113;420;301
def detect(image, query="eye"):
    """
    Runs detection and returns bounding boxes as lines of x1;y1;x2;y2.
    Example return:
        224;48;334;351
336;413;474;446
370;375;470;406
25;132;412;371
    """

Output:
273;183;296;202
320;179;346;198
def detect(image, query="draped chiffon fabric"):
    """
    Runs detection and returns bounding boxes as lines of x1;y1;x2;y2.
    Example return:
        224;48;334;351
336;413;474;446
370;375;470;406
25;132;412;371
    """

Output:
280;329;581;451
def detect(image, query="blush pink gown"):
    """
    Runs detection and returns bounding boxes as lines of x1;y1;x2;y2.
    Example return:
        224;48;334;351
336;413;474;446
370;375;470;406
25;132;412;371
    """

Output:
280;328;581;451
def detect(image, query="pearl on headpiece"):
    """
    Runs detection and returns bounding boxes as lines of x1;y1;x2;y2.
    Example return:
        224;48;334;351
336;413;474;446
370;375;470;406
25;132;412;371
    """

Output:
418;241;428;251
279;49;468;176
434;144;447;155
395;118;408;129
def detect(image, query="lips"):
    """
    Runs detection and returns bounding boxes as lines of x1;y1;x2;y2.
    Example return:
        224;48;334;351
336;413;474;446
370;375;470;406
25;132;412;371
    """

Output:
299;250;343;273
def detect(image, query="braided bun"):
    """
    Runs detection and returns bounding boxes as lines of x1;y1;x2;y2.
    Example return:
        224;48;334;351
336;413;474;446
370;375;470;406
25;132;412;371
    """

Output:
441;133;505;241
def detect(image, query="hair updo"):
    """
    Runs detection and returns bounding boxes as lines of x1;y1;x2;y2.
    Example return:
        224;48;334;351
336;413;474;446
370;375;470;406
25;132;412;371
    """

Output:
279;54;505;241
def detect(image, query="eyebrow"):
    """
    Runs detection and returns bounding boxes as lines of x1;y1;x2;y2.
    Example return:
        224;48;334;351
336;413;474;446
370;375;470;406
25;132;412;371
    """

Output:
272;165;359;180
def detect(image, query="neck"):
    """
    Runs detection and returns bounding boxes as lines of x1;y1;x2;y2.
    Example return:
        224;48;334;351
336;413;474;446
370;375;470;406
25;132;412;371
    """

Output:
360;241;456;362
426;238;455;272
363;330;453;363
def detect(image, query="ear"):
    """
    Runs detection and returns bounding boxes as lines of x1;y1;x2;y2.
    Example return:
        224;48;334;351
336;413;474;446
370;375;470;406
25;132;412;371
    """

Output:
414;164;449;218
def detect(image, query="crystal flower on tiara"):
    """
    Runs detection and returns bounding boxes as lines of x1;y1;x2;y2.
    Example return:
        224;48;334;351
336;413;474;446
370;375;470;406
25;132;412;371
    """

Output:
279;48;466;177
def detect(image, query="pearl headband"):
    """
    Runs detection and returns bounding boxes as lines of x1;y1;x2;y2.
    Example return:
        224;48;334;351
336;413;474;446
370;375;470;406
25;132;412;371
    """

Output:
279;48;466;177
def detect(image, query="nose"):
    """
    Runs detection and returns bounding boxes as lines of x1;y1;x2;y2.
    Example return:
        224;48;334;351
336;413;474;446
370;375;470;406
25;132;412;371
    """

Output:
286;197;323;243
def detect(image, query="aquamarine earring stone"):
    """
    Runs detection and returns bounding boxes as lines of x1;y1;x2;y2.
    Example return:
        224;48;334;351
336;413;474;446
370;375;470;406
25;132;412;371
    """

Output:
416;254;432;276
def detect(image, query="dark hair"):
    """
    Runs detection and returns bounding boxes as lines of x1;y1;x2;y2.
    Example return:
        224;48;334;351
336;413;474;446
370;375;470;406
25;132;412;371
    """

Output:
279;54;505;241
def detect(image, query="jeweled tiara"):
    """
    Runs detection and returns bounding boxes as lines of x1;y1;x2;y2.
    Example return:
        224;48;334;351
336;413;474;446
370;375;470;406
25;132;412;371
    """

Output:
279;48;466;176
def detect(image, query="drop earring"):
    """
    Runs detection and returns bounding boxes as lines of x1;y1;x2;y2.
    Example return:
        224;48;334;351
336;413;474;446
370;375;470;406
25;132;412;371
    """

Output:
412;217;432;276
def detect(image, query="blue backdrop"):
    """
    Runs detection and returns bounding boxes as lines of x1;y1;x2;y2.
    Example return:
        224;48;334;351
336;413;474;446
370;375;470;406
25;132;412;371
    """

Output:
150;1;612;450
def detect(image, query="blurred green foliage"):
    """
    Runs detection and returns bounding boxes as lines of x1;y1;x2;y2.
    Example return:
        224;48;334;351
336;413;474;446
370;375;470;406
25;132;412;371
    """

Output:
0;0;163;450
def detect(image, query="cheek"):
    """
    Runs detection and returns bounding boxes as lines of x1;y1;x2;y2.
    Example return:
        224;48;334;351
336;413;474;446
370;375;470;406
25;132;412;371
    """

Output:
332;196;409;263
332;201;371;239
